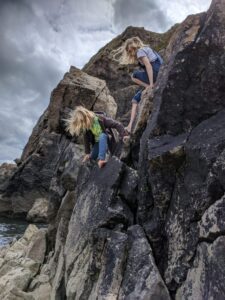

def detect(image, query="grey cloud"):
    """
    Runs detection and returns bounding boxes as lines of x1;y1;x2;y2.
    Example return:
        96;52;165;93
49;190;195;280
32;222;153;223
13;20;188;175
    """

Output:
0;0;66;161
0;111;29;160
0;0;115;162
113;0;173;33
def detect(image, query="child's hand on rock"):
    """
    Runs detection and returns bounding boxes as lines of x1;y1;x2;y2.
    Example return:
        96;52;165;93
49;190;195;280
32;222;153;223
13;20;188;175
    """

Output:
82;154;90;163
143;85;154;96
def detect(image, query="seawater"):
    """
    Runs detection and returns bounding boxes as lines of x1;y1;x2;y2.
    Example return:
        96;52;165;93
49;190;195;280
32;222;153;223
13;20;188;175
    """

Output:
0;217;29;246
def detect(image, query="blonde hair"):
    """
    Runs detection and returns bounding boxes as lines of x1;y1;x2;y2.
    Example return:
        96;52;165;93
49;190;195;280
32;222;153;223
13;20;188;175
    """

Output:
111;36;146;65
65;106;95;136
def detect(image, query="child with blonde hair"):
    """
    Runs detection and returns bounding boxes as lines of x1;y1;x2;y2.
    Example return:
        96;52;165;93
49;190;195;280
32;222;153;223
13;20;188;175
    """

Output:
124;37;163;133
66;106;128;168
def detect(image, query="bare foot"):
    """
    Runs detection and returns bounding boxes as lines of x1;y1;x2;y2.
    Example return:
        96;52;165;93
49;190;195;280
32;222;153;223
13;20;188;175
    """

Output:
98;160;107;168
123;136;130;144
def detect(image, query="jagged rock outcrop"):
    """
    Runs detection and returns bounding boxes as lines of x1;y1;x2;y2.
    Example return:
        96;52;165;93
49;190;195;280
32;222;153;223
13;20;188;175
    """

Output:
1;0;225;299
0;67;117;220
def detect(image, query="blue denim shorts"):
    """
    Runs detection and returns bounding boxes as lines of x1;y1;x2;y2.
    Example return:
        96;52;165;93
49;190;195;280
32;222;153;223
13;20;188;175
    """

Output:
132;59;161;103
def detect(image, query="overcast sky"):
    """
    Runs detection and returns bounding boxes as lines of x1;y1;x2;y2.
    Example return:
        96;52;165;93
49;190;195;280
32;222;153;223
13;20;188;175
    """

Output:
0;0;211;163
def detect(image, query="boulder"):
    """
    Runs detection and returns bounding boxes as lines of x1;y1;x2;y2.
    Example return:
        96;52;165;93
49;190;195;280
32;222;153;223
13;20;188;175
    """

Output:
0;225;48;298
27;198;49;223
47;66;117;133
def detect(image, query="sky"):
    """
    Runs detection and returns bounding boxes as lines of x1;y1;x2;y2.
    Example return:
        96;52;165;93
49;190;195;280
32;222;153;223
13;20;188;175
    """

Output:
0;0;211;163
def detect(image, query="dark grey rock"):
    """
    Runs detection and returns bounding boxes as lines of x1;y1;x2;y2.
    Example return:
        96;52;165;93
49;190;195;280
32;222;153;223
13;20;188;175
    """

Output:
176;237;225;300
2;133;67;216
138;0;225;292
198;195;225;241
119;166;138;210
119;225;171;300
63;157;133;299
165;109;225;288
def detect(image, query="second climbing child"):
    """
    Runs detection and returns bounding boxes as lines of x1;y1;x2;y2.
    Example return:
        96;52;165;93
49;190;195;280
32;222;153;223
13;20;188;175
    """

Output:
124;36;163;133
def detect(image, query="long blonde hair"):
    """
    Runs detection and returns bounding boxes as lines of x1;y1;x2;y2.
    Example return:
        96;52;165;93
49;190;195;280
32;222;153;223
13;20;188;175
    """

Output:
111;36;146;65
65;106;95;136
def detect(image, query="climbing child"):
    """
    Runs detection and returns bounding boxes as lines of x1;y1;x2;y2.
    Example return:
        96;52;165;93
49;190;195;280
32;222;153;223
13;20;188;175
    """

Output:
124;36;163;133
65;106;128;168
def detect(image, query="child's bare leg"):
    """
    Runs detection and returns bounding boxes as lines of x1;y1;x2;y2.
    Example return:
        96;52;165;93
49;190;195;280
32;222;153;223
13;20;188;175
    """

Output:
125;101;138;133
132;77;149;88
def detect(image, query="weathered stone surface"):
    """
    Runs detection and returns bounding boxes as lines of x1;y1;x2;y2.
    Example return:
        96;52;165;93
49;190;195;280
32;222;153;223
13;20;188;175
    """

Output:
164;109;225;288
48;190;77;299
1;133;68;216
47;66;117;133
119;225;171;300
0;194;12;215
118;166;138;210
0;163;17;192
176;237;225;300
198;195;225;240
26;229;47;264
27;274;51;300
46;157;134;299
47;142;83;247
113;85;137;119
132;89;154;135
152;2;225;137
0;225;48;298
1;287;35;300
27;198;49;223
137;0;225;293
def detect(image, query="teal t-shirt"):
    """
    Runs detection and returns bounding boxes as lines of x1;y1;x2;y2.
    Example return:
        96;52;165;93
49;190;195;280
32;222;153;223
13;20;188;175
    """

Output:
90;117;103;142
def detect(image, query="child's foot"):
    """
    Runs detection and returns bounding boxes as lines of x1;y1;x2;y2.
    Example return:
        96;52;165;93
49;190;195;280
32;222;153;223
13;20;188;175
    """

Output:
98;160;107;168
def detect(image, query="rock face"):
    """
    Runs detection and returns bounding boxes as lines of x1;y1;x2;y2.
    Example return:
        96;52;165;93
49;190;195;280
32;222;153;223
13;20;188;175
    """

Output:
0;163;17;192
1;0;225;299
138;0;225;296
